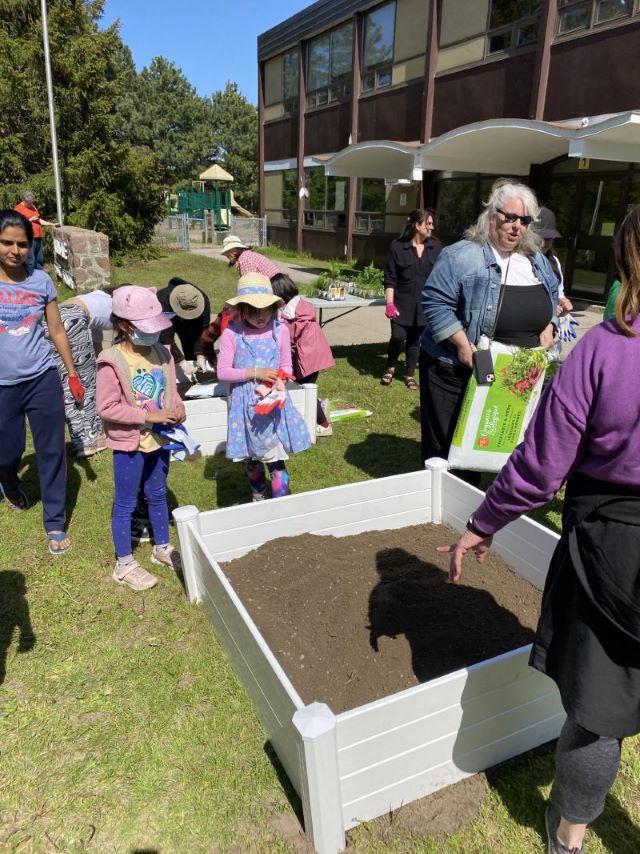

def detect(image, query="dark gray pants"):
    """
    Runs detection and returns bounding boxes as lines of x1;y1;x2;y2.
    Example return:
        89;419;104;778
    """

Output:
551;717;622;824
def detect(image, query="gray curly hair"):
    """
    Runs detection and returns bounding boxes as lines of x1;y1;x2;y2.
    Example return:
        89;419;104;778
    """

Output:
465;178;543;255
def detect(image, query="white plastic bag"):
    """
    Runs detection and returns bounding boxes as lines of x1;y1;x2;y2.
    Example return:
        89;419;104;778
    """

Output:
448;341;548;472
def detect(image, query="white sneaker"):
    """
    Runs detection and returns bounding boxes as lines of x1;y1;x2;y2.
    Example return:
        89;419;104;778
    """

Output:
316;423;333;437
113;559;158;591
150;544;182;571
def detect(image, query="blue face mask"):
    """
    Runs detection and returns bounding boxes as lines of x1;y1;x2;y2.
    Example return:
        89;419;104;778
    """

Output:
131;329;160;346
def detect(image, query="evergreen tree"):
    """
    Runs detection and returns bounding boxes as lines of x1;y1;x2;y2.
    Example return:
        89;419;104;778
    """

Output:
0;0;164;252
210;82;258;213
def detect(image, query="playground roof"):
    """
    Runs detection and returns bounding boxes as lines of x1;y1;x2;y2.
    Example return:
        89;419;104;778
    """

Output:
199;164;234;182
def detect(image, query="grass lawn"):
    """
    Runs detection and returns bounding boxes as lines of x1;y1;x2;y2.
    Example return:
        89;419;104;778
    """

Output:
1;250;638;852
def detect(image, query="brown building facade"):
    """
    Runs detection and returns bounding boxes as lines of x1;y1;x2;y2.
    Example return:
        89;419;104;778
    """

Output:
259;0;640;301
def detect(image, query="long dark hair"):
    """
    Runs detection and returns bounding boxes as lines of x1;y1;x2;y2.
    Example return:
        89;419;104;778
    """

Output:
0;209;33;243
399;208;436;242
613;204;640;337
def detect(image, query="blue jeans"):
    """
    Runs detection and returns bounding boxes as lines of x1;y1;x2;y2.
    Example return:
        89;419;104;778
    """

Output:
27;237;44;272
111;449;170;557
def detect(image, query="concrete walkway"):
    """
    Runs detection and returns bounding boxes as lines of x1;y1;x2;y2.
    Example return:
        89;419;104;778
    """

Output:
190;245;604;352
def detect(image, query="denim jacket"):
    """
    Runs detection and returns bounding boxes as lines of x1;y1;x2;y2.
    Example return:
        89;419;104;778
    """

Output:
420;240;559;365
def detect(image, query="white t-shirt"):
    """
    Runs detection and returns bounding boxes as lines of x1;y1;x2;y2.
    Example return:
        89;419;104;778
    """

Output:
79;290;113;331
489;245;541;287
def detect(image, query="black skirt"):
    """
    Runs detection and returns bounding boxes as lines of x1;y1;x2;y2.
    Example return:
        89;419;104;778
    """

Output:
529;474;640;738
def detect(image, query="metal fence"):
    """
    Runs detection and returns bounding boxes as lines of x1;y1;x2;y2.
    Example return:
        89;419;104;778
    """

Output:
227;214;267;247
153;213;268;251
152;214;190;251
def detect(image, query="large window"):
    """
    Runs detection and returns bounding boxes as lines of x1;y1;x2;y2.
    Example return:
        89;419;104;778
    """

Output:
304;167;347;230
361;2;396;92
307;22;352;109
355;179;385;233
557;0;633;35
282;49;299;113
487;1;541;54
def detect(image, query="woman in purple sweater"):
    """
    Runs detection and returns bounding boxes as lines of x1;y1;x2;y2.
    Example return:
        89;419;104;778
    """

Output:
441;204;640;854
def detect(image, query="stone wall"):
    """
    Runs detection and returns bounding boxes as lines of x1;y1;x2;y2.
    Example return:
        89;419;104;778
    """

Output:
53;226;110;293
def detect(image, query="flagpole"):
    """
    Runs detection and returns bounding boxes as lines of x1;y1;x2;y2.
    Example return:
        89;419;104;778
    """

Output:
40;0;64;225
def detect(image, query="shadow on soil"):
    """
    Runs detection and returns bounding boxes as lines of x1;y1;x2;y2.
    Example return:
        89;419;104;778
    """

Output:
369;547;535;682
0;570;35;685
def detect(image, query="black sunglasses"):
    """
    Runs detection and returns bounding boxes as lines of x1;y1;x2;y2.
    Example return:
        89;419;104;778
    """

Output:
496;209;533;226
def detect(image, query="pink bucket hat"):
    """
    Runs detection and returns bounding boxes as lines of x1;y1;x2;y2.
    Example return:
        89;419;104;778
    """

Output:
112;285;172;333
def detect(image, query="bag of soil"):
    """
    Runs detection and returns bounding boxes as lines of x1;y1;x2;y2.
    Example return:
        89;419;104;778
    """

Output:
448;341;548;472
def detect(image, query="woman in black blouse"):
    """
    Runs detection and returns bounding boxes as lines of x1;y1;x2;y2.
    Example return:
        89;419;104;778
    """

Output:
381;208;441;389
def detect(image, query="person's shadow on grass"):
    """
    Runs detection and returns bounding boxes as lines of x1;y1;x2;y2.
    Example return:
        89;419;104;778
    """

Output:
0;571;35;685
204;455;254;508
332;342;387;379
344;432;422;478
485;741;640;853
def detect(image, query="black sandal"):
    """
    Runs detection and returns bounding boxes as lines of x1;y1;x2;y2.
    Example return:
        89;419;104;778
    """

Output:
405;377;419;390
380;370;395;386
0;482;29;510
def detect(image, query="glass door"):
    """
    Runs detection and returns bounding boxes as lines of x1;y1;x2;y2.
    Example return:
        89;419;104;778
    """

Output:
545;174;624;301
571;177;622;299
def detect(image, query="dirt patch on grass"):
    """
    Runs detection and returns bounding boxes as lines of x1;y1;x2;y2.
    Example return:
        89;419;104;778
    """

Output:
222;523;541;714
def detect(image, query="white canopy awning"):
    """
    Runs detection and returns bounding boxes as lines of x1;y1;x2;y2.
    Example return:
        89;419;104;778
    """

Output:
320;111;640;179
322;140;422;179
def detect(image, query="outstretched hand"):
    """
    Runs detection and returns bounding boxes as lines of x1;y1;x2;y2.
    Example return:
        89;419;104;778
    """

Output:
436;530;493;583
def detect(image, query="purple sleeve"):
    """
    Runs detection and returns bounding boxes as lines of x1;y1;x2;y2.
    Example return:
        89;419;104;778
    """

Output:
215;328;247;382
472;345;595;535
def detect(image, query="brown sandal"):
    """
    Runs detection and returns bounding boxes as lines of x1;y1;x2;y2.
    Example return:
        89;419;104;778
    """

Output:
380;370;395;386
405;377;419;390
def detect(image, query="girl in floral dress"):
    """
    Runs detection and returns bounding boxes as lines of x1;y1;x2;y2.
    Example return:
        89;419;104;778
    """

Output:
216;273;311;500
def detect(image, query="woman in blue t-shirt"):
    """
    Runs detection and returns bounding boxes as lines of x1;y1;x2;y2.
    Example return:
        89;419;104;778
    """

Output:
0;210;84;554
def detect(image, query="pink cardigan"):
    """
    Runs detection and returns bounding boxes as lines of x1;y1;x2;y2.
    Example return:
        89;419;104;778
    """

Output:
281;296;334;379
96;343;178;451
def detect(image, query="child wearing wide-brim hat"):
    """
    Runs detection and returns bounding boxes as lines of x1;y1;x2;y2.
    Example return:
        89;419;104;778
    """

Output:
216;274;311;501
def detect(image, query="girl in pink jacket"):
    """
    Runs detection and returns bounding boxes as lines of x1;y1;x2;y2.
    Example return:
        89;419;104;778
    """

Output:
97;285;186;591
271;276;335;437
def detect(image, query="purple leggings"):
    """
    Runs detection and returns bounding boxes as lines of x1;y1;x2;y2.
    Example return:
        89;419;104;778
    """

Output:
112;449;170;557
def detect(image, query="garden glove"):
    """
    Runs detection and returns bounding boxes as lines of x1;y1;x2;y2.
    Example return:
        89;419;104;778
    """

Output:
385;303;400;319
69;374;85;406
254;369;294;415
558;313;579;342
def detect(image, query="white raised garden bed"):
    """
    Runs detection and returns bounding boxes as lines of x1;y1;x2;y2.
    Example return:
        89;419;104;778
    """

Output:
179;380;317;457
173;459;565;853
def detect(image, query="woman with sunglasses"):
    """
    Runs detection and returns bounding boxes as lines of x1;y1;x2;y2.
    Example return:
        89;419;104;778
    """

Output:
418;178;558;481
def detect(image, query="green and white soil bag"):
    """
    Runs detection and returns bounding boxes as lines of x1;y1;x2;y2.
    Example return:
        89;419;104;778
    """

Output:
448;341;548;472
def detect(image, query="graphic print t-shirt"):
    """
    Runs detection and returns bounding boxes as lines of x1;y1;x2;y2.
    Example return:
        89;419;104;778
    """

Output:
121;345;167;452
0;270;58;385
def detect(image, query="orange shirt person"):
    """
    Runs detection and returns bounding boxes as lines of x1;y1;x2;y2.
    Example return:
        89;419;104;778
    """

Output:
14;191;54;271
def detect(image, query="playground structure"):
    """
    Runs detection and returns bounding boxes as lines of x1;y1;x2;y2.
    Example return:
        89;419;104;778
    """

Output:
167;164;254;231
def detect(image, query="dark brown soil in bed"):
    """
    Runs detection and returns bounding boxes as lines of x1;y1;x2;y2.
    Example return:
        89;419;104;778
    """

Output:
221;523;542;714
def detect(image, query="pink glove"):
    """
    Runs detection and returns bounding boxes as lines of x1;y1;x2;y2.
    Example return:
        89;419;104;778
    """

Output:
385;303;400;319
69;375;85;406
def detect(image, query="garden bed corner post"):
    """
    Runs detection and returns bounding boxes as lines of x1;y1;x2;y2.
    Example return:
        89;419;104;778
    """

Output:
172;505;202;603
292;702;345;853
425;457;448;523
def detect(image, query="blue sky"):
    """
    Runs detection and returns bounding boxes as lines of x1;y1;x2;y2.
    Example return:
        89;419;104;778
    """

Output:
100;0;312;104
